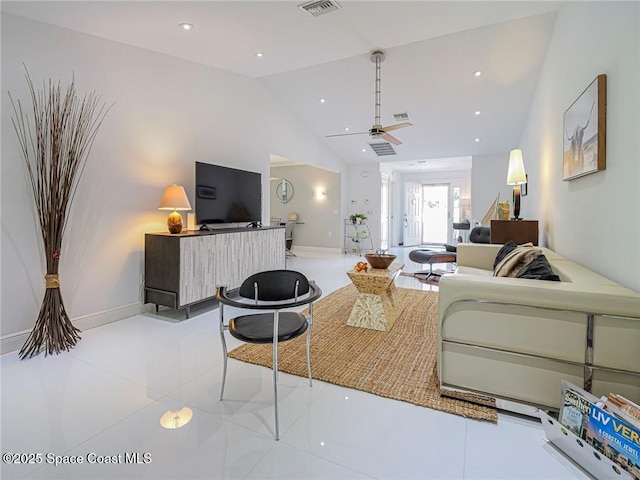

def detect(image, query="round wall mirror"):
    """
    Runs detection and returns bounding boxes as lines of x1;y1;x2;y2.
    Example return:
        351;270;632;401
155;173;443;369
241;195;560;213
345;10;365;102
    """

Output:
275;179;294;203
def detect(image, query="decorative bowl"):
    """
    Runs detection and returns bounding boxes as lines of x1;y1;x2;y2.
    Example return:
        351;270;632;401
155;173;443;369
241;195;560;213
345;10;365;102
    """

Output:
364;253;397;270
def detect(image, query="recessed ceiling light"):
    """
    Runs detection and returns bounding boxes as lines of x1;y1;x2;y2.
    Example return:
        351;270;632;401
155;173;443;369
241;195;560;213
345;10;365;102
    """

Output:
345;127;350;131
475;138;481;142
473;70;482;77
179;23;194;30
319;98;326;103
255;52;264;57
475;110;481;116
362;148;366;152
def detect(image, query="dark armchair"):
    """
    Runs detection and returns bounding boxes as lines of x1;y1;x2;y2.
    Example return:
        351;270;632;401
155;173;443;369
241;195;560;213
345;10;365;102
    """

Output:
284;212;298;256
469;225;491;243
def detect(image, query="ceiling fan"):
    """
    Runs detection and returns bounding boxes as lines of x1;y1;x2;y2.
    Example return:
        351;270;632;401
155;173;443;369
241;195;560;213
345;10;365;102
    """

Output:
326;50;412;146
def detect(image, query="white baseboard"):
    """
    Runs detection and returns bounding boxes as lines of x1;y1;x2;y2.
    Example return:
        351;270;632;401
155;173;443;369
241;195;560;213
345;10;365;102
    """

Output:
0;302;144;355
291;246;342;255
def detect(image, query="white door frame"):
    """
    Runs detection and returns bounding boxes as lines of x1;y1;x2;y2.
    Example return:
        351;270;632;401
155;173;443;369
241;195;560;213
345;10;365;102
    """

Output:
380;174;390;250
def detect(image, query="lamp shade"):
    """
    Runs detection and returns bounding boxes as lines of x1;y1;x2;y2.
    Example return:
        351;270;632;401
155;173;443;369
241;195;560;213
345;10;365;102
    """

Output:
458;198;471;209
158;185;191;211
506;149;527;185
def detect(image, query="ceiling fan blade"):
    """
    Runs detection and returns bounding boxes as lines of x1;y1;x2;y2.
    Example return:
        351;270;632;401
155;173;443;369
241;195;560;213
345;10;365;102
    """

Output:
325;131;369;138
380;122;413;132
382;133;402;145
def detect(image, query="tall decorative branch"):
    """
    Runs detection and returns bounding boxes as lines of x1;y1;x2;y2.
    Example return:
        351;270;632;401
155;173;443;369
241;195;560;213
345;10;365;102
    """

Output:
9;69;110;359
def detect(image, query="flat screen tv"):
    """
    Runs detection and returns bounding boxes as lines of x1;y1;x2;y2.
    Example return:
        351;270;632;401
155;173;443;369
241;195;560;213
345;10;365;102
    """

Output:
195;162;262;225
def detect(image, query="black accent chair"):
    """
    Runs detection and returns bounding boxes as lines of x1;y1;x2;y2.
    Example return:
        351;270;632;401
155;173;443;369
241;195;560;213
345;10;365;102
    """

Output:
284;220;295;256
280;212;298;257
216;270;322;440
469;225;491;243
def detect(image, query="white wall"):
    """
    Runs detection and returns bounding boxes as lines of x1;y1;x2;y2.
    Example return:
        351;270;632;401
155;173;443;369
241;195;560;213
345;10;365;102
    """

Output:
470;153;514;224
1;14;347;341
347;164;381;250
269;165;341;250
518;2;640;292
380;164;402;247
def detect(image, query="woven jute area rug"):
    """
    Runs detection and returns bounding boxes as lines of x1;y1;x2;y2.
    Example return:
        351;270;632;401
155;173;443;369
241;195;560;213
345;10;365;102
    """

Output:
228;284;497;422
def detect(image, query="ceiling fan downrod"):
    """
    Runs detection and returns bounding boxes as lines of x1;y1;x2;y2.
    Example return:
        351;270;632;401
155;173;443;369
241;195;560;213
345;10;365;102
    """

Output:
370;50;385;129
324;48;411;146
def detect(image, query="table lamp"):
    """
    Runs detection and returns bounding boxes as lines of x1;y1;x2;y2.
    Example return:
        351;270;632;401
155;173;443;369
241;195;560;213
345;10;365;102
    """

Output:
458;198;471;220
158;185;191;234
506;149;527;220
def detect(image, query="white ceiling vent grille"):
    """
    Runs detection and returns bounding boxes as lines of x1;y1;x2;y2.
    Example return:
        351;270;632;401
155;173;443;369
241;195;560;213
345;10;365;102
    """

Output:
393;112;410;122
298;0;342;17
369;142;396;156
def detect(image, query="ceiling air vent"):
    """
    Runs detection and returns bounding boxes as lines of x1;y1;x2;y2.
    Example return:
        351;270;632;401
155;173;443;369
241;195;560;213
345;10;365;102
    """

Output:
298;0;342;17
393;112;410;122
369;142;396;156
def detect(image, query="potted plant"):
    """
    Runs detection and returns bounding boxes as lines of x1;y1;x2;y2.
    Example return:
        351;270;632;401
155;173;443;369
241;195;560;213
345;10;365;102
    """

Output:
349;213;367;225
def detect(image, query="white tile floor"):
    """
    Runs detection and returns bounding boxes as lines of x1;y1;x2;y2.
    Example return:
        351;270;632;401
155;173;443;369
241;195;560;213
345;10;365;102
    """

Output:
1;247;589;479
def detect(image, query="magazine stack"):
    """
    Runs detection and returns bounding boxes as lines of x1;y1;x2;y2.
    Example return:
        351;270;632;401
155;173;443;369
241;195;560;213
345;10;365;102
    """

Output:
541;380;640;480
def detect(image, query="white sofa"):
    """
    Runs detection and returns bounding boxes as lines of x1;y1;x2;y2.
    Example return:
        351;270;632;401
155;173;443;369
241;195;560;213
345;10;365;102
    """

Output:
438;243;640;413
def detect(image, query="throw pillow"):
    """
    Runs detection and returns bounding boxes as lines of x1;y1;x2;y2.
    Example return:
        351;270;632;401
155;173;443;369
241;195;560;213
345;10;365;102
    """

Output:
493;241;518;270
494;245;543;277
515;254;561;281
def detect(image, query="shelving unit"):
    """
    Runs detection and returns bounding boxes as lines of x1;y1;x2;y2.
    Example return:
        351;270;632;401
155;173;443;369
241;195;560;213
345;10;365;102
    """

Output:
453;221;471;244
343;219;373;255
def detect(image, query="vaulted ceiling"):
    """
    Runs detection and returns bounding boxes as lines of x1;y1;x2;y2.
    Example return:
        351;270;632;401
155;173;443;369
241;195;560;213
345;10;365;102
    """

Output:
2;1;561;169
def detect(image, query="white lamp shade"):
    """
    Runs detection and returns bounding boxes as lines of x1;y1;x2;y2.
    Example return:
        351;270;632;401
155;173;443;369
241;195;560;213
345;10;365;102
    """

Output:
158;185;191;211
458;198;471;209
506;149;527;185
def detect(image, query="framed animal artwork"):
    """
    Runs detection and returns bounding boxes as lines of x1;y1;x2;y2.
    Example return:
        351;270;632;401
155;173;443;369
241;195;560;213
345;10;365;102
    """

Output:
563;75;607;181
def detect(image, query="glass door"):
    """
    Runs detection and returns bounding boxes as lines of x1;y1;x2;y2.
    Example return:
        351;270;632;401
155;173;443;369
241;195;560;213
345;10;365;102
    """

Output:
421;184;450;244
